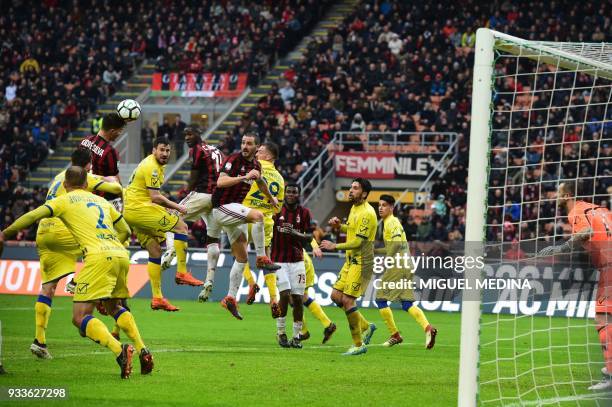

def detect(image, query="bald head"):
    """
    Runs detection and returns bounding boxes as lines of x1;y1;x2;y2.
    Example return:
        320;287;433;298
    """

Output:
64;166;88;191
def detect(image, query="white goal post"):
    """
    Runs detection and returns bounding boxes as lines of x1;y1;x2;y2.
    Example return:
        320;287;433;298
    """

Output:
459;28;612;406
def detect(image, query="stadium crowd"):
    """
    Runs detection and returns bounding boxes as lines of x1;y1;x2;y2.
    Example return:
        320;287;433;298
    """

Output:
0;0;330;242
218;0;610;244
2;0;610;247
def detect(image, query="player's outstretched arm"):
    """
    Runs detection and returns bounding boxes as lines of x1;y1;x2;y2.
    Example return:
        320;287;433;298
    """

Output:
320;235;365;252
537;228;593;257
114;216;132;244
148;189;187;214
1;205;53;240
216;172;249;188
95;181;123;196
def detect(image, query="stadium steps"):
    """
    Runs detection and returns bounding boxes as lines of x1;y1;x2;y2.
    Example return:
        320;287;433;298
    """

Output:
162;0;359;196
25;63;156;187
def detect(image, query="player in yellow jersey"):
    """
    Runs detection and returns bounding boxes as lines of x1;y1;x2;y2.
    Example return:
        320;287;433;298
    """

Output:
320;178;378;355
124;137;201;312
240;142;285;317
30;148;122;359
0;167;153;379
375;195;437;349
299;242;337;344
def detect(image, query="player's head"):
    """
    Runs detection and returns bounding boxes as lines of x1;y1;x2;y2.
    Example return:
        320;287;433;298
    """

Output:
101;113;127;141
153;137;171;165
378;194;395;219
349;177;372;204
558;180;577;209
71;148;92;171
63;166;88;191
184;124;203;148
256;142;279;162
241;133;260;159
285;183;300;206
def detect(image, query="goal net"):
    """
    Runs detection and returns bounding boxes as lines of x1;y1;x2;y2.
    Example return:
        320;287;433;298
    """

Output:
459;29;612;406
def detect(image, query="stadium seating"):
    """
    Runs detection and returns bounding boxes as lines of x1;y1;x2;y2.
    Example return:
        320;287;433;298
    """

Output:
2;0;609;244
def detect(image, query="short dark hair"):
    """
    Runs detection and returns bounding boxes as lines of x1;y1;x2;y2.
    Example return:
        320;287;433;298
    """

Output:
71;148;92;167
379;194;395;205
285;183;301;193
352;177;372;196
64;166;87;188
243;132;260;145
101;113;126;131
183;124;203;137
154;137;170;147
262;142;279;160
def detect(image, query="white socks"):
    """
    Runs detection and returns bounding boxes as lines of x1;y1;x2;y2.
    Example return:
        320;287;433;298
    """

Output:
293;321;303;339
277;317;286;335
251;220;266;257
206;243;220;283
228;260;246;298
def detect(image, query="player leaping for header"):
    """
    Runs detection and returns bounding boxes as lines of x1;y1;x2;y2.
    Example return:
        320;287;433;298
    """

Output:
205;133;280;320
320;178;378;356
538;180;612;391
241;142;285;316
124;137;202;312
161;125;223;301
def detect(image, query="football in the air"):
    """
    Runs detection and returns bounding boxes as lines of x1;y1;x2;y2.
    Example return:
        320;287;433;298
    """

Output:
117;99;141;122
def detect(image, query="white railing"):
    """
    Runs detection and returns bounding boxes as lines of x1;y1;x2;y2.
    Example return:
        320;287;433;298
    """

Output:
334;131;457;152
297;135;339;206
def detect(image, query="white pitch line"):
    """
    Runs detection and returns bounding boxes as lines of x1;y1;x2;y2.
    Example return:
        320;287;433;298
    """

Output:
4;342;454;361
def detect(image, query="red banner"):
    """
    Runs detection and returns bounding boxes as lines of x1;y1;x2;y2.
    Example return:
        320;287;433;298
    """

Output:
0;260;149;297
335;152;396;179
151;73;248;97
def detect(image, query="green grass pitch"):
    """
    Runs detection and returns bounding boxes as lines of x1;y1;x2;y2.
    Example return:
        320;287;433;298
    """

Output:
1;295;609;406
0;295;459;406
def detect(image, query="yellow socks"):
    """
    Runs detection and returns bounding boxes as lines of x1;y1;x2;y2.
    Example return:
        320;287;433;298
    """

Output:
81;315;122;356
148;257;162;298
264;272;278;302
357;310;370;333
379;307;399;335
114;308;145;352
304;297;332;328
408;305;430;331
35;295;52;344
346;307;364;346
403;301;430;331
174;234;188;274
243;262;256;286
300;316;309;335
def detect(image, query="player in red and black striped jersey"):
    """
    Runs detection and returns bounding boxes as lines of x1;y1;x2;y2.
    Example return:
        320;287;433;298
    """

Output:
207;133;280;320
161;125;223;288
79;113;129;335
271;184;314;348
80;113;125;180
271;186;313;263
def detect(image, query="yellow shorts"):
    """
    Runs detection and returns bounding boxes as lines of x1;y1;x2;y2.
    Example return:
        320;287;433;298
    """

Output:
333;259;373;298
73;253;130;302
36;218;82;284
124;204;180;248
247;216;274;247
304;250;315;289
376;268;415;302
